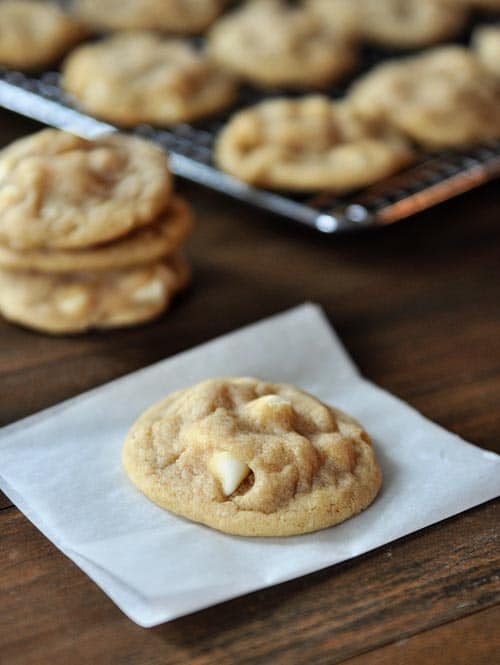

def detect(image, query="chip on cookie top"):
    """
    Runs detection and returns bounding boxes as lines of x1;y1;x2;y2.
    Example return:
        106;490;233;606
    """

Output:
215;96;414;192
62;31;238;126
208;0;358;88
348;45;500;148
71;0;227;34
0;0;86;70
0;129;172;251
122;377;382;537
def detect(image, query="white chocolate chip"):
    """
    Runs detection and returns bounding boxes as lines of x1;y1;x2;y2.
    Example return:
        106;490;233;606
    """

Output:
131;278;165;304
257;395;291;406
209;451;250;496
245;394;293;421
56;287;89;317
0;184;20;206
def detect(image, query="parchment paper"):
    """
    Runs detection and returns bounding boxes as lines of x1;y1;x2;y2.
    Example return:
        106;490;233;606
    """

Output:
1;304;499;626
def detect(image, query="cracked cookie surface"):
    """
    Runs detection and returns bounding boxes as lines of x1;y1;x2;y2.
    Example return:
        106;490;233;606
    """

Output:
63;31;237;126
0;129;172;250
215;96;414;192
122;377;382;536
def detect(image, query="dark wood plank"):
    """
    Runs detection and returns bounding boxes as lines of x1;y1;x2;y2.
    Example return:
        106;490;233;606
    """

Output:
344;606;500;665
0;500;498;665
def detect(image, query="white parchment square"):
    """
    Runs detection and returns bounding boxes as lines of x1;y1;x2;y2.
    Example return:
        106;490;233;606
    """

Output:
1;304;499;627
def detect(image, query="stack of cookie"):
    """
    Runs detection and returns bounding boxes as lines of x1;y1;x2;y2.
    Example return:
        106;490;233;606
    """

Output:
0;129;193;334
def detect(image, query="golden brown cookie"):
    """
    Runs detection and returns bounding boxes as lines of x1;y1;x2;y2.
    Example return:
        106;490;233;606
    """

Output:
0;129;172;250
308;0;468;48
62;31;238;126
472;25;500;77
306;0;361;40
123;377;382;537
0;254;190;334
215;96;414;192
71;0;227;34
208;0;358;89
0;0;86;70
348;46;500;148
0;197;193;274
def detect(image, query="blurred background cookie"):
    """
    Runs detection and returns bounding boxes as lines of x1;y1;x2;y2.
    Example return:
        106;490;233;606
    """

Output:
70;0;227;34
0;0;86;70
208;0;358;89
348;45;500;148
0;129;172;250
472;24;500;76
0;254;190;334
63;32;238;125
216;96;414;192
308;0;469;49
0;128;194;334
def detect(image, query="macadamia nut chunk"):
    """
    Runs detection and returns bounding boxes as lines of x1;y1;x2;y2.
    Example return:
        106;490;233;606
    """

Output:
123;377;382;536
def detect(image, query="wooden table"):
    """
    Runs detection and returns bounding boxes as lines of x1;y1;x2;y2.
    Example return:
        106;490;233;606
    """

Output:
0;109;499;665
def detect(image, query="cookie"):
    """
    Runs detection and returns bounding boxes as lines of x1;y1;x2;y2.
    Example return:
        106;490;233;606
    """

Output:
359;0;468;48
0;0;86;70
305;0;362;40
348;46;500;148
0;254;190;334
208;0;358;89
472;25;500;77
0;129;172;250
62;32;238;126
0;196;193;274
71;0;227;34
123;377;382;537
215;96;414;192
308;0;468;48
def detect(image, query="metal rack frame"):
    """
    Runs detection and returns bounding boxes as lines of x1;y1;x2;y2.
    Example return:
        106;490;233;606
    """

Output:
1;68;500;234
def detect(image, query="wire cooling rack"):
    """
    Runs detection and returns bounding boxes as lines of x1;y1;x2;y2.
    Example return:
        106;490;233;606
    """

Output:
1;62;500;234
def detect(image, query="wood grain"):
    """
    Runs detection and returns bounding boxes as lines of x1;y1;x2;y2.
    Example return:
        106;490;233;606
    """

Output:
0;501;498;665
344;606;500;665
1;108;499;664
